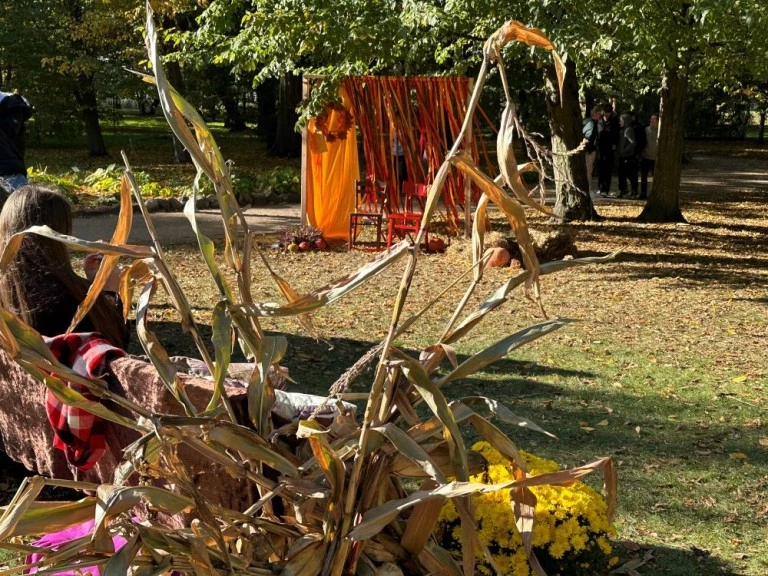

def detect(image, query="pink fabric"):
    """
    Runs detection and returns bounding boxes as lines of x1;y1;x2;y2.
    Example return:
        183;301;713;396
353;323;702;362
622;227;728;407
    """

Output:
26;519;127;576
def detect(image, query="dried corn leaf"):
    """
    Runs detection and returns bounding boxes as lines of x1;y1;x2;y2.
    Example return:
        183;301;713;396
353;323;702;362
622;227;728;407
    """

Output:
443;254;617;343
0;226;151;270
235;241;409;318
450;152;540;297
0;477;45;540
496;103;554;217
68;173;134;333
441;319;569;384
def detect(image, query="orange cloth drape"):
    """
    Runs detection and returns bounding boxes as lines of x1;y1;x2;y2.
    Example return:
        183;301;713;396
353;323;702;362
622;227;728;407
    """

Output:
306;89;358;240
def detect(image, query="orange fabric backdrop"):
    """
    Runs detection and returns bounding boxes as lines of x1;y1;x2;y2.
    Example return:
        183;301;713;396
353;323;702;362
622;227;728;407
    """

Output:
305;89;358;240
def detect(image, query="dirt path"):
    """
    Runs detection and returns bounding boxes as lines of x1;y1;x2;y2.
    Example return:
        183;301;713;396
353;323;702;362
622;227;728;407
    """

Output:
73;203;300;245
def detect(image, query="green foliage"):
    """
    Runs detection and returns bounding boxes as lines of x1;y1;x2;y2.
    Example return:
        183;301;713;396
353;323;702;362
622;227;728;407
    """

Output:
252;166;300;197
29;164;174;201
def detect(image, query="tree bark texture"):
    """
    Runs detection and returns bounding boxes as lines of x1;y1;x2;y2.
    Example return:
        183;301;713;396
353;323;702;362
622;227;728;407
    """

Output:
758;109;766;145
639;66;687;222
271;74;301;158
74;74;107;157
544;60;596;221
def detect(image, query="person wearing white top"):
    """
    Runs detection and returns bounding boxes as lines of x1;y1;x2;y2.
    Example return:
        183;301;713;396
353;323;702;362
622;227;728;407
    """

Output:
640;114;659;200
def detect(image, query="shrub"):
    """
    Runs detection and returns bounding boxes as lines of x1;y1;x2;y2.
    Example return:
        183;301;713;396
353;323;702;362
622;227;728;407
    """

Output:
254;166;300;198
436;442;618;575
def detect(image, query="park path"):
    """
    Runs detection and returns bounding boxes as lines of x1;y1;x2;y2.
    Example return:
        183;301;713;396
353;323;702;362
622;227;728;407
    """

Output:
73;203;301;245
72;154;768;243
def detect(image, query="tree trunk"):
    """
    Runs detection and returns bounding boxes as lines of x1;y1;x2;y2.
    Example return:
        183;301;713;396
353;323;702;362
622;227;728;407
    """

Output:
544;60;597;221
639;66;687;223
271;74;301;157
165;61;192;164
758;109;766;145
74;74;107;157
256;78;278;148
220;91;247;131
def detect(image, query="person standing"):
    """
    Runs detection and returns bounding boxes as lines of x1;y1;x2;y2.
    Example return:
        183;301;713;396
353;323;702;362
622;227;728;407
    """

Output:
630;111;646;197
391;129;407;187
617;113;637;198
582;106;600;193
0;92;34;190
596;104;619;196
640;113;659;200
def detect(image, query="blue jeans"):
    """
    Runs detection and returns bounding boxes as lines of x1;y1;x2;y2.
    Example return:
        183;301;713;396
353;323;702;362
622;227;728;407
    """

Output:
1;174;28;190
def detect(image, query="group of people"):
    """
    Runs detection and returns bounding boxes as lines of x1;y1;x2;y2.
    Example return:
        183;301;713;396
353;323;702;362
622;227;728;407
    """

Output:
583;104;659;199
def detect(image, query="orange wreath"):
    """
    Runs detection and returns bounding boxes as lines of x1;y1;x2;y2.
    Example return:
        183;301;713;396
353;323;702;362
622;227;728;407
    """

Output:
315;102;354;142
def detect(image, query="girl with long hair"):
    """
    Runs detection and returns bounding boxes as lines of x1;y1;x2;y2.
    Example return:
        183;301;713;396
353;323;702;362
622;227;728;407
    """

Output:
0;185;129;348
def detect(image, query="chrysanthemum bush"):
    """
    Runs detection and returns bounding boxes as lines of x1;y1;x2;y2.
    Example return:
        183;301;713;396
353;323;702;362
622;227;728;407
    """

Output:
436;443;618;575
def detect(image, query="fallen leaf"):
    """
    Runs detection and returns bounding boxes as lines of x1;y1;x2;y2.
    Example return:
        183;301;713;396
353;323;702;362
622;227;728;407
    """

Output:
597;419;609;426
581;426;595;432
732;375;748;383
759;437;768;447
729;452;748;460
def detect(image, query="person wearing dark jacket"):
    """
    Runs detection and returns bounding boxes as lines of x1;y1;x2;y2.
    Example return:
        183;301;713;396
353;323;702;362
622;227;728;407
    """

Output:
596;105;619;196
582;106;600;193
617;113;638;198
0;93;33;190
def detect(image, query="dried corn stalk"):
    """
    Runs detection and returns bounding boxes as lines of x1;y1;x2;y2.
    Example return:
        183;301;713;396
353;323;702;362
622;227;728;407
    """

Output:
0;7;616;576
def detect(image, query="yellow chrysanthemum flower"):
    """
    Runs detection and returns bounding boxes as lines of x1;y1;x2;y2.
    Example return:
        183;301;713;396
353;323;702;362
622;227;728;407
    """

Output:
434;442;616;575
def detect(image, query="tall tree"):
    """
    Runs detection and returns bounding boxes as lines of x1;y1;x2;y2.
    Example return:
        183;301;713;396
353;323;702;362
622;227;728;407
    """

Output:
0;0;142;155
594;1;768;222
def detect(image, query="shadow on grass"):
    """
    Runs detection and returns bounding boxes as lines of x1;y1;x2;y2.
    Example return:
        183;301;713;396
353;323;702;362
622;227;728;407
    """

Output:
614;542;748;576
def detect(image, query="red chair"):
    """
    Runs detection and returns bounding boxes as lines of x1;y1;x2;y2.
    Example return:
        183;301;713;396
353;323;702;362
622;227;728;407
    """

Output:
349;179;388;250
387;181;429;248
405;181;429;213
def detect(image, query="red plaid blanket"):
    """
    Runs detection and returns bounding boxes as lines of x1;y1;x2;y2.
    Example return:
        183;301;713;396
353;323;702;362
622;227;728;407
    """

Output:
44;333;125;470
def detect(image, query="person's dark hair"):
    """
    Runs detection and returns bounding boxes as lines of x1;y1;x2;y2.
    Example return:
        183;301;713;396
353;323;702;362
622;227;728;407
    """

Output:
602;103;614;115
0;185;128;347
0;179;11;211
591;105;602;115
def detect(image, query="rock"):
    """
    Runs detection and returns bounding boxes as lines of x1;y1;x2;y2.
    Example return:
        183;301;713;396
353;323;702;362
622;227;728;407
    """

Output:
195;196;210;210
375;563;404;576
509;258;522;270
488;247;511;268
167;197;184;212
145;198;161;213
156;198;171;212
205;194;219;209
177;196;189;208
251;193;270;206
